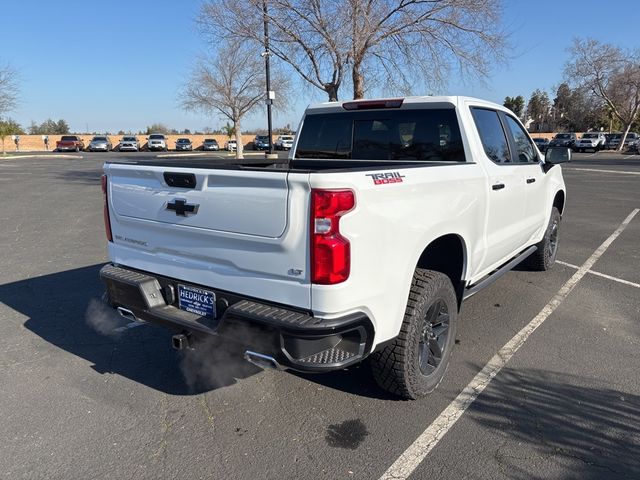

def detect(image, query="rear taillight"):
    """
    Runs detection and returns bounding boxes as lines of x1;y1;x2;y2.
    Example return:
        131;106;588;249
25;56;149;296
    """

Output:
101;174;113;242
310;189;355;284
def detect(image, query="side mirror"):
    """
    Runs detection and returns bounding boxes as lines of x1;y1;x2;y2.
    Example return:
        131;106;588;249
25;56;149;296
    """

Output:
545;146;571;166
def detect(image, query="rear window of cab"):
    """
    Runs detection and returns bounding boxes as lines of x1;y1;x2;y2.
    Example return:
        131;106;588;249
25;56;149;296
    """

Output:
295;108;465;162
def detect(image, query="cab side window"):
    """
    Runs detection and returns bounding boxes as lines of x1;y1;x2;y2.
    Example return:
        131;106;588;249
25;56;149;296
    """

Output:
470;108;510;164
503;115;537;163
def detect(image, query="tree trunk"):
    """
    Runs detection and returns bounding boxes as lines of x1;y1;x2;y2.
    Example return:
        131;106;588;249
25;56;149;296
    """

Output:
234;119;243;159
352;61;364;99
619;123;632;152
324;84;339;102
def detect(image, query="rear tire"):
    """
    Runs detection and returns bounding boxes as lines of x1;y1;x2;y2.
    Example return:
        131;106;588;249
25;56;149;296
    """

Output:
525;207;561;271
370;269;458;399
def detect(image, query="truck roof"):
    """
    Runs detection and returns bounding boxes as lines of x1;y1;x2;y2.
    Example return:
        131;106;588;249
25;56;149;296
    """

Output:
305;96;507;114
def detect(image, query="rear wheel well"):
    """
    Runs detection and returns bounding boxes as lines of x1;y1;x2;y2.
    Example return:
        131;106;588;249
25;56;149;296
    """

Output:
416;235;465;306
553;190;565;215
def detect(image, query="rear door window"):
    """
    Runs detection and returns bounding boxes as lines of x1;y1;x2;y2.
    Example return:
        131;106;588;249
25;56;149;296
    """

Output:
503;115;537;163
470;108;510;163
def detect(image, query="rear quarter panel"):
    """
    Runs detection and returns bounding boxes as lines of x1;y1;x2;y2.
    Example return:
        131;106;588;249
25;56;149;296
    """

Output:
309;163;487;346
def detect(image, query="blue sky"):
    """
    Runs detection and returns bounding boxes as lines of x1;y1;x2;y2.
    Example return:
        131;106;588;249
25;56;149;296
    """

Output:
1;0;638;133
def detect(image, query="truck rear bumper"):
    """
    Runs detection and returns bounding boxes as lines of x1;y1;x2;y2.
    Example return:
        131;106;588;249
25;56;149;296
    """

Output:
100;264;374;372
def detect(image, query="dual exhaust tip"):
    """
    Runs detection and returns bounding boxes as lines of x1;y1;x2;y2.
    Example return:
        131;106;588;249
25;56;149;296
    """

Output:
116;307;282;370
169;334;284;372
243;350;285;371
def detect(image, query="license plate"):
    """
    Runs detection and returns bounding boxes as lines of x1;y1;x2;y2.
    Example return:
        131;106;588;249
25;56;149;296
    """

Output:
178;284;216;318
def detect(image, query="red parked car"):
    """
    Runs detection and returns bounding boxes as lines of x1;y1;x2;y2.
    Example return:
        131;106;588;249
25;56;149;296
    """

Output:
56;135;85;152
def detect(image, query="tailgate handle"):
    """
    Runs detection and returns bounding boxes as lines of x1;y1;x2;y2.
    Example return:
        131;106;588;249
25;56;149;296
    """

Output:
164;172;196;189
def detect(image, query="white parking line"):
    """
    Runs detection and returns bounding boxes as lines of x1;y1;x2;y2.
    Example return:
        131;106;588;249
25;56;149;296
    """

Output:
557;261;640;289
378;208;639;480
0;154;81;161
156;152;270;158
568;167;640;176
157;153;214;158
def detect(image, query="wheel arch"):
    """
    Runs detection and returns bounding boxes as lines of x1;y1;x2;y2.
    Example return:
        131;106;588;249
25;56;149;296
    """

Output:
415;234;467;307
553;190;566;216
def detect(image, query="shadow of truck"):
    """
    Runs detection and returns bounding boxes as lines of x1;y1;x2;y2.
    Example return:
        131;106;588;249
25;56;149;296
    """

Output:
0;264;260;395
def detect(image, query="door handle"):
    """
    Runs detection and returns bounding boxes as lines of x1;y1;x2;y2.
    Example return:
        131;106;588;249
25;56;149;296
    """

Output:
526;178;536;184
492;183;505;191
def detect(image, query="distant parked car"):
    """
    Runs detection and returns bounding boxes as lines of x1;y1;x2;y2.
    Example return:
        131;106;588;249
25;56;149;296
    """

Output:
225;139;237;151
574;132;606;152
606;133;622;150
253;135;270;151
549;133;577;149
604;133;617;150
147;134;168;151
88;136;112;152
175;138;193;151
119;136;140;152
624;132;639;150
532;137;550;153
274;135;294;151
202;138;219;151
56;135;85;152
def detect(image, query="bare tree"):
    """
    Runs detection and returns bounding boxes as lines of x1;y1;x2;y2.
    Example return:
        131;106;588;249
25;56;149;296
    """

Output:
181;41;287;158
200;0;348;101
199;0;506;101
345;0;506;99
0;63;19;118
565;38;640;150
0;63;20;154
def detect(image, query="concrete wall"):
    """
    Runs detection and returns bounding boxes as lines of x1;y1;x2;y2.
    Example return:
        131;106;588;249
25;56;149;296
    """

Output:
3;134;281;152
5;132;587;152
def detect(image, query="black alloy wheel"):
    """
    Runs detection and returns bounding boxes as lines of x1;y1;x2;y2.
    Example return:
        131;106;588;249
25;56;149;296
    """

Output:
418;298;450;376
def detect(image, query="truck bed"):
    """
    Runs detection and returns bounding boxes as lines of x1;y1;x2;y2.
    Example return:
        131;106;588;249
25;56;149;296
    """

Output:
106;157;448;173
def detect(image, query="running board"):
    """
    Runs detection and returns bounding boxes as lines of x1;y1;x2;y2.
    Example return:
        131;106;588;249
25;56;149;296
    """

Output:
463;246;537;300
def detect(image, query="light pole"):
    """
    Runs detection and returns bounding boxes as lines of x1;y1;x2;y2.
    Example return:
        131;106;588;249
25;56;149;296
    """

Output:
263;0;275;157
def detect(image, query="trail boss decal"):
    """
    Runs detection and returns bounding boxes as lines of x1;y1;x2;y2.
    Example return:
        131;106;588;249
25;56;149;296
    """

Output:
366;171;406;185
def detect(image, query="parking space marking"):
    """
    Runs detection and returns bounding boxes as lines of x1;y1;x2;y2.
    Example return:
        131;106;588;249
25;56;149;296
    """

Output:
156;152;270;158
557;260;640;289
379;208;639;480
0;154;81;161
157;153;214;158
568;168;640;176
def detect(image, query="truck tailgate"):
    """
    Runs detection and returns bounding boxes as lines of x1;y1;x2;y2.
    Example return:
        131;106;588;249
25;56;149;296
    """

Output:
104;163;311;309
110;165;289;237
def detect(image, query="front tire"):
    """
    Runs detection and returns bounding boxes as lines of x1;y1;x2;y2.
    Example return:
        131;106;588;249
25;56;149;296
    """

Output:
370;269;458;399
526;207;561;271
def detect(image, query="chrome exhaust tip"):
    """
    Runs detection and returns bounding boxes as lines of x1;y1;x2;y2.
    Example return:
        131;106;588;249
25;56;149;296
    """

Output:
244;350;285;371
114;307;147;332
116;307;137;322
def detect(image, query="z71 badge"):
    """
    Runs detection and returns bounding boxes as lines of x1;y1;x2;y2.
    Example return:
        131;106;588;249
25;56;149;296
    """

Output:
366;171;406;185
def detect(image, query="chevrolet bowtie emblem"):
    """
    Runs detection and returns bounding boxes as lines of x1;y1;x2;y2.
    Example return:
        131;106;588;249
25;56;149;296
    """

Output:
166;199;199;216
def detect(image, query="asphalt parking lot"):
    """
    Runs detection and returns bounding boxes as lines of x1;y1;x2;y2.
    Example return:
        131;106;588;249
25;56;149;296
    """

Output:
1;150;638;479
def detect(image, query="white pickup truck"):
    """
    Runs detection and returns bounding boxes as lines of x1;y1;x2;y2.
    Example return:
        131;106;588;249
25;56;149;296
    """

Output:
100;96;569;399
